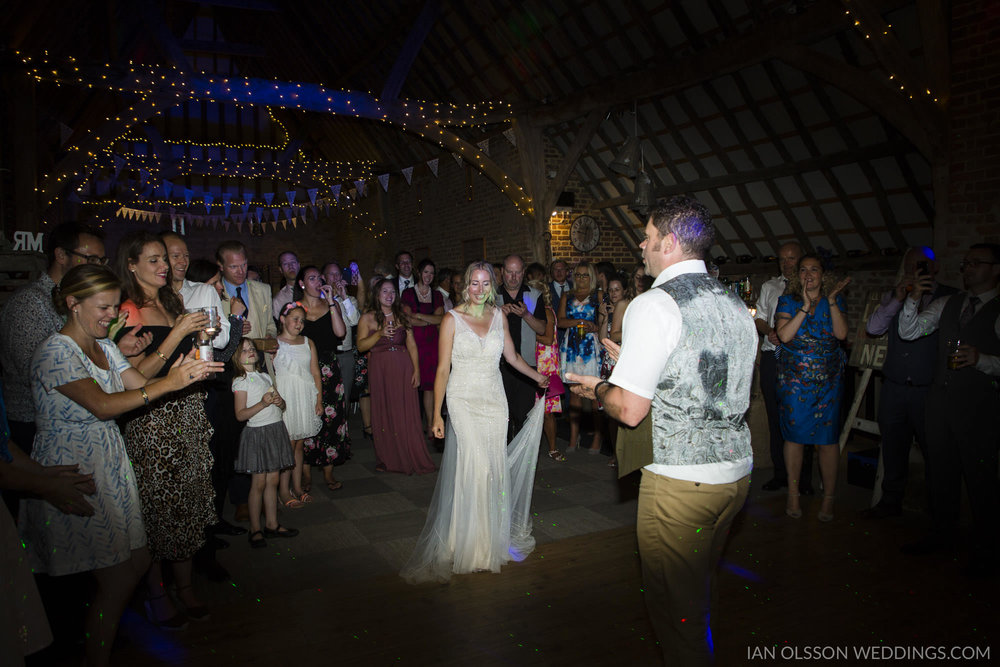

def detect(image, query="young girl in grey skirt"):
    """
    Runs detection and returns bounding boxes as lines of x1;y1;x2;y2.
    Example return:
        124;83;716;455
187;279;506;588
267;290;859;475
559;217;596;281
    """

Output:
231;339;300;548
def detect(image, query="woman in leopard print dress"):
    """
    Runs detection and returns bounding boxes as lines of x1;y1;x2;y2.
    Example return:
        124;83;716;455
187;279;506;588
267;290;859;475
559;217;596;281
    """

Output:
114;232;217;628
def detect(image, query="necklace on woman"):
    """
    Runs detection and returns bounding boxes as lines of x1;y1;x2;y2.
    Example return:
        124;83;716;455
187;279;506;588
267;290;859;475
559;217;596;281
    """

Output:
415;284;431;302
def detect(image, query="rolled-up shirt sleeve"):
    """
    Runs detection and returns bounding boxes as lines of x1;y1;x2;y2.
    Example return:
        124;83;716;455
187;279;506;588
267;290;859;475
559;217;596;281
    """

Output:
608;291;681;399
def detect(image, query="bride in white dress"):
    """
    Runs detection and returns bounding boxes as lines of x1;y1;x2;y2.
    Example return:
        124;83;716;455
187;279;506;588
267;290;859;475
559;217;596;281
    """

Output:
401;262;549;584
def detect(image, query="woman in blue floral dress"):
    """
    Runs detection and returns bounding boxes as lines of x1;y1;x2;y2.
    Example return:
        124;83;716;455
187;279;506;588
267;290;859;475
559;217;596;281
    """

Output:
559;262;603;453
775;255;851;522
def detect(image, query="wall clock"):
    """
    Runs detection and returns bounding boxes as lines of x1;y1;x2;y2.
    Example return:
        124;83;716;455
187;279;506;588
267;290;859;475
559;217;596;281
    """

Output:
570;215;600;252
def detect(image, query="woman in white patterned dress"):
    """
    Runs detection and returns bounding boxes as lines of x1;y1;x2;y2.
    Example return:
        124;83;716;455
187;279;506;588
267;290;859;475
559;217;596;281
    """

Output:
20;265;218;667
401;262;548;584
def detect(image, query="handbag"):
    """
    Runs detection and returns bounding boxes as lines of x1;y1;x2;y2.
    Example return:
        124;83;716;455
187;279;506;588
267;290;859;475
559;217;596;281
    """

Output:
545;372;565;399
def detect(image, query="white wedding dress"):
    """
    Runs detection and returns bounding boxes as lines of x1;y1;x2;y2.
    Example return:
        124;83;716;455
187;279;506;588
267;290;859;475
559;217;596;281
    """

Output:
401;308;545;584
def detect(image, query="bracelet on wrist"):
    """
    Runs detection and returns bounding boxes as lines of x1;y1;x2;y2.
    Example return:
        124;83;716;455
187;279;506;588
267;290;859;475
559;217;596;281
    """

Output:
595;380;612;408
139;387;149;406
155;349;168;362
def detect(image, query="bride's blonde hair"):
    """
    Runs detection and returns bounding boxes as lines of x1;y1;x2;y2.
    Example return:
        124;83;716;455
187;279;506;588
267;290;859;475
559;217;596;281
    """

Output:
461;261;497;307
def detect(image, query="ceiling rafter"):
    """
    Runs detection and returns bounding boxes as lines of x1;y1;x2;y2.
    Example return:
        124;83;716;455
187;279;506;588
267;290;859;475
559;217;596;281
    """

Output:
527;0;908;125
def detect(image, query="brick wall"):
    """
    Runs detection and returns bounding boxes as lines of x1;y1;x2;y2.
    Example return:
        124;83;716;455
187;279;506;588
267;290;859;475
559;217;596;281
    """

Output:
946;0;1000;269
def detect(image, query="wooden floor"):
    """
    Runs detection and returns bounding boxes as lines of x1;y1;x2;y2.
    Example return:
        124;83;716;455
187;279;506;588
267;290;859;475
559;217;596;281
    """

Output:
26;397;999;667
35;481;995;667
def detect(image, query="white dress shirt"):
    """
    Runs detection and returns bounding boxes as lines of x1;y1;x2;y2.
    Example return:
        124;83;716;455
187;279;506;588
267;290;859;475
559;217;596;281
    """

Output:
897;286;1000;376
335;296;360;351
180;279;230;349
754;275;787;352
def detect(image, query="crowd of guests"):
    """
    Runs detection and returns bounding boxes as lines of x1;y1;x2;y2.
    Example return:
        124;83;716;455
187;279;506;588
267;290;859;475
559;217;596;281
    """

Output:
754;240;1000;578
0;222;653;664
1;220;997;664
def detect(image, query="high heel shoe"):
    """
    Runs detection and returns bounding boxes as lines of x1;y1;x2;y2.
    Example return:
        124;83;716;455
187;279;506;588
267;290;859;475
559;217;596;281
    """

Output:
174;584;210;621
144;592;188;631
785;493;802;519
818;495;835;522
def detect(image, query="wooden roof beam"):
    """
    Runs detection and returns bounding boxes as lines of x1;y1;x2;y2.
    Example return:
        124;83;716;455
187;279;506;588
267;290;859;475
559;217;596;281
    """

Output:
526;0;909;125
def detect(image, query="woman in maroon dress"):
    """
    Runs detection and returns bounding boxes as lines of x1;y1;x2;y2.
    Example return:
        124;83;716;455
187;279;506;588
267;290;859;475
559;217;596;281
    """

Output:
357;279;436;475
400;258;444;440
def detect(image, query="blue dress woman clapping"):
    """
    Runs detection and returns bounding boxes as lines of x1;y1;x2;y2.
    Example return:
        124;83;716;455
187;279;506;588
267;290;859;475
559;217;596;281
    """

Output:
775;255;851;522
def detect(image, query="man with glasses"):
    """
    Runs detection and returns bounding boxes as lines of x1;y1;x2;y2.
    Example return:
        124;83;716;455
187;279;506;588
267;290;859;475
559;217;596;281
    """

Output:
898;243;1000;577
1;223;109;453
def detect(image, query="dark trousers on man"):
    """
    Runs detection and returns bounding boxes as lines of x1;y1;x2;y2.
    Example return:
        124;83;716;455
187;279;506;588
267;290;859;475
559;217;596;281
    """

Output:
924;386;1000;561
760;351;813;486
876;380;930;510
501;361;537;443
204;383;249;518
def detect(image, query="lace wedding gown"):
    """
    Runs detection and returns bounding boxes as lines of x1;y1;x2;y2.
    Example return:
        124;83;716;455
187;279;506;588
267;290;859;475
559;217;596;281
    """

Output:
401;308;545;584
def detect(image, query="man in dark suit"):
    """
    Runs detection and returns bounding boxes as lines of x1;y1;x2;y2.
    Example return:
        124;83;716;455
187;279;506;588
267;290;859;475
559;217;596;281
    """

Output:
898;243;1000;577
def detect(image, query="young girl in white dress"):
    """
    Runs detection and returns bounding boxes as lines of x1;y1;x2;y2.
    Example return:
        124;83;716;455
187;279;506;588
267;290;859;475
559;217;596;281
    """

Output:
273;302;323;507
231;339;298;547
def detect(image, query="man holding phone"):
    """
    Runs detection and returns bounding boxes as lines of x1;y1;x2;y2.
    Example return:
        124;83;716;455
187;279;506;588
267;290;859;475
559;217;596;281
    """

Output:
864;247;955;519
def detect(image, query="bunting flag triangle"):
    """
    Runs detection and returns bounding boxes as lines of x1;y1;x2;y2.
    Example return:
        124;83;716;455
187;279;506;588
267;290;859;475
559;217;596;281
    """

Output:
354;180;366;197
503;128;517;146
478;138;490;156
224;200;231;217
310;204;317;218
204;192;214;214
263;192;274;205
298;206;307;221
184;188;194;205
235;222;243;233
255;207;264;223
223;220;231;231
401;166;414;185
331;184;341;201
378;174;390;192
241;198;251;214
112;154;126;176
163;180;174;198
283;207;292;221
280;220;287;230
307;188;318;205
272;220;279;231
292;217;298;229
427;158;439;177
285;190;297;206
273;208;281;222
452;153;463;166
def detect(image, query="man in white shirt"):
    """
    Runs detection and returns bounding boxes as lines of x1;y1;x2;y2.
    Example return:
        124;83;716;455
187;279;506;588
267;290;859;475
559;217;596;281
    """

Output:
897;243;1000;576
754;242;813;493
321;262;361;401
271;251;300;320
162;232;232;351
568;196;756;665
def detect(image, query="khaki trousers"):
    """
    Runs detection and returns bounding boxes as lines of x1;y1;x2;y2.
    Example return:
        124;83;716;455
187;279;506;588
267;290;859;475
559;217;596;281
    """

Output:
637;469;749;666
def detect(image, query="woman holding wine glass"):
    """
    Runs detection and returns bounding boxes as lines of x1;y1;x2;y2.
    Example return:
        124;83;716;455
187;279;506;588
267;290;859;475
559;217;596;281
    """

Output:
112;231;218;629
357;278;436;475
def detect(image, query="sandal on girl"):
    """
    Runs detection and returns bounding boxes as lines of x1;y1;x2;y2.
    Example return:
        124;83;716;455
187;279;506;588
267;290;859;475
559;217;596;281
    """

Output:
325;479;343;491
248;530;268;549
263;525;299;538
297;491;313;503
282;497;305;509
547;450;566;462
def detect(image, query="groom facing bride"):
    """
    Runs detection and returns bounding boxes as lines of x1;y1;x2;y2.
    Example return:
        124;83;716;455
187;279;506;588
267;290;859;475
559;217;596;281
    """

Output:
568;195;756;666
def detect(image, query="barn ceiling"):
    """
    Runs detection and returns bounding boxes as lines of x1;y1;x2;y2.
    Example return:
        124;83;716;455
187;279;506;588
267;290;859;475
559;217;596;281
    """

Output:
1;0;945;260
